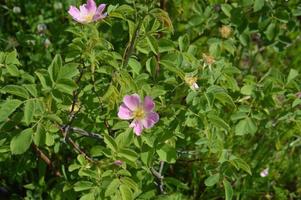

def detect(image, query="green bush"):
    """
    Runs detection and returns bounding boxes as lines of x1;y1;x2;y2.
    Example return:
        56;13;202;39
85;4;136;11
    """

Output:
1;0;301;199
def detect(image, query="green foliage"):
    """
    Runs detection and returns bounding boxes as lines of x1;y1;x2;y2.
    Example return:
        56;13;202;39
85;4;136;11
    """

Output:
1;0;301;199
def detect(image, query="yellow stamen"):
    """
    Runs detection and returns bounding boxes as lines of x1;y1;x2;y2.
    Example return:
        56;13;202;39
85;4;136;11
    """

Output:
133;107;145;120
84;13;94;22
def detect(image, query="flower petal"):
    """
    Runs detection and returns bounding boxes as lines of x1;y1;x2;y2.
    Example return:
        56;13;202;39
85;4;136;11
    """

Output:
85;0;97;13
68;6;81;21
130;120;144;136
79;5;89;15
123;94;141;111
96;4;106;14
142;112;159;128
144;96;155;112
118;104;133;120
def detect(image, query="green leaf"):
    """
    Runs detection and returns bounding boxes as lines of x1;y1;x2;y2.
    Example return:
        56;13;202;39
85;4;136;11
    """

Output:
55;79;77;95
1;85;30;99
178;34;189;52
104;134;118;152
74;181;94;192
24;99;35;125
207;114;230;131
231;158;252;175
223;179;233;200
120;184;133;200
58;63;79;80
5;50;20;65
10;128;33;155
221;4;232;17
159;60;185;79
253;0;264;12
235;117;257;135
48;54;62;82
156;144;176;163
118;148;138;162
128;58;142;75
0;99;22;122
105;179;120;197
264;22;276;41
287;69;298;84
24;84;38;97
35;70;52;90
205;173;220;187
146;35;159;55
6;64;20;76
33;123;46;146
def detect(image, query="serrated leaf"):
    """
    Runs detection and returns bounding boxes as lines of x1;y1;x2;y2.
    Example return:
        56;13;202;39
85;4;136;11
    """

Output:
0;99;22;122
10;128;33;155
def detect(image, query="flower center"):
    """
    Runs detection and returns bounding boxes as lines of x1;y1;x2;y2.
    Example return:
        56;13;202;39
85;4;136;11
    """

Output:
133;107;145;120
84;13;94;22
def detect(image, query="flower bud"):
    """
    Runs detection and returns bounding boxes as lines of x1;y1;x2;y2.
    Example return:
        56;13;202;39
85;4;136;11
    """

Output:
114;160;123;166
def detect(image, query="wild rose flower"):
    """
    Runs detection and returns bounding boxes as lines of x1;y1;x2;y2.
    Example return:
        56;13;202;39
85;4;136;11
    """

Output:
118;94;159;136
68;0;107;24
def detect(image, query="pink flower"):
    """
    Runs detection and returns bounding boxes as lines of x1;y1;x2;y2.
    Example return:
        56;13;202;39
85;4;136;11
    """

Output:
118;94;159;136
68;0;107;24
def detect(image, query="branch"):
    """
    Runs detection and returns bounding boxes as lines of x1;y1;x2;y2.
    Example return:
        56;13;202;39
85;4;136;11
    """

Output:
63;125;103;141
122;19;142;68
60;126;95;163
151;161;165;194
34;145;62;177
